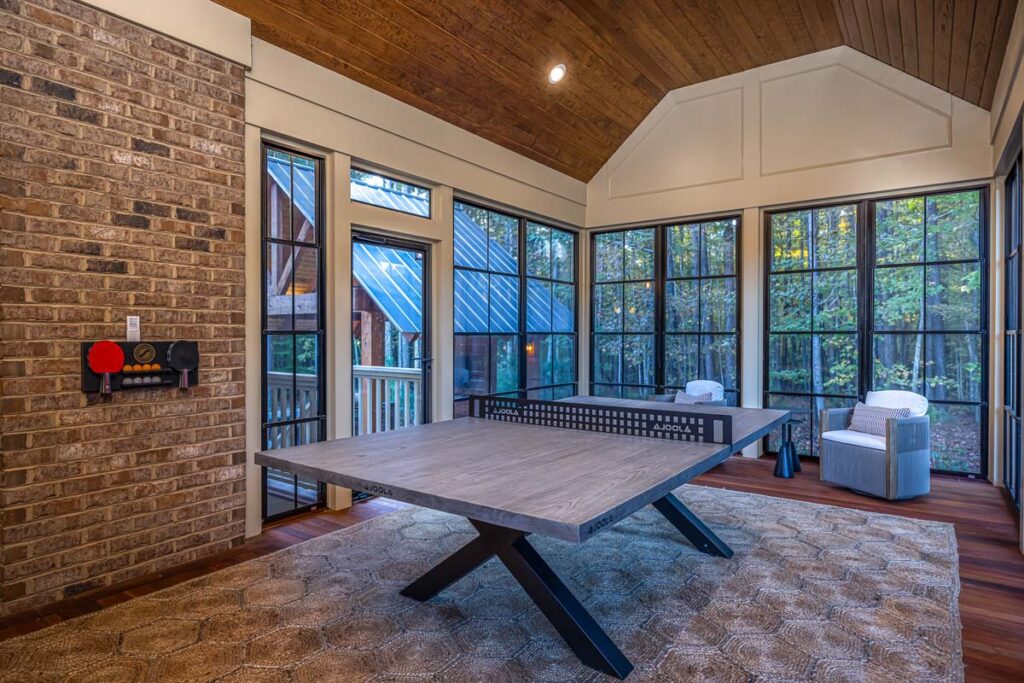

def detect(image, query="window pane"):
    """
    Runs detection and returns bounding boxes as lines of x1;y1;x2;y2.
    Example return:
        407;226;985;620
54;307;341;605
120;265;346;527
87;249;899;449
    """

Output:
454;270;488;333
526;334;552;388
929;403;982;473
927;191;980;261
664;335;699;388
769;273;812;331
771;210;811;271
624;229;655;280
454;202;488;269
266;242;293;331
293;334;320;419
768;334;810;392
489;274;519;333
926;333;983;402
813;205;856;268
527;387;554;400
552;283;574;332
623;282;655;332
813;269;857;331
265;149;292;241
526;278;551;333
623;385;655;399
873;333;924;393
293;157;318;242
594;283;623;333
623;334;655;385
875;197;924;264
266;335;294;422
593;383;622;398
874;266;922;331
593;335;622;383
551;228;574;282
553;335;575;385
701;334;737;389
454;335;488;398
702;219;736;276
292;246;320;331
488;212;519;274
552;384;575;400
490;335;519;393
595;232;623;282
350;169;430;218
526;222;551;278
926;263;981;331
665;280;699;333
667;222;700;278
814;334;858;396
700;279;736;332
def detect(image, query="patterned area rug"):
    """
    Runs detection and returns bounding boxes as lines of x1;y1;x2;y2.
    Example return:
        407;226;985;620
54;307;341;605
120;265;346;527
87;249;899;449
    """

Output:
0;486;962;682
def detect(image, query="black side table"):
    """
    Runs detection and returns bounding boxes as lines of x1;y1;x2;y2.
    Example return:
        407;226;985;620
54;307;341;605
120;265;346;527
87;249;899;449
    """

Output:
773;411;810;478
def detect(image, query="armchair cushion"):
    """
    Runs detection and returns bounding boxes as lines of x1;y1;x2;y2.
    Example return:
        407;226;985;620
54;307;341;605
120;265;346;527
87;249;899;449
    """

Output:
848;403;911;436
674;390;712;405
685;380;724;401
865;390;928;417
821;429;887;451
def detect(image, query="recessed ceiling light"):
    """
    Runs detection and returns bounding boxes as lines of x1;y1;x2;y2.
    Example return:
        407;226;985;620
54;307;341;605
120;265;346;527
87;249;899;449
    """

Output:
548;64;566;84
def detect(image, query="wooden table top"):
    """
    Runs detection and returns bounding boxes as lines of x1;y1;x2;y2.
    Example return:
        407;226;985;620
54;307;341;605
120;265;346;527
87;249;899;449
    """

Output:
257;398;788;543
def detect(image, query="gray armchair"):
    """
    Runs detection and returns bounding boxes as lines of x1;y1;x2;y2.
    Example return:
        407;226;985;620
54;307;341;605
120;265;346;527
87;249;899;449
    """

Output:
819;391;931;500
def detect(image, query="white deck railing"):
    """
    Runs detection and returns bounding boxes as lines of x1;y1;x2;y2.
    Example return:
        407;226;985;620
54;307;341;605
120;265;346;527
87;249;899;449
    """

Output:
353;365;422;435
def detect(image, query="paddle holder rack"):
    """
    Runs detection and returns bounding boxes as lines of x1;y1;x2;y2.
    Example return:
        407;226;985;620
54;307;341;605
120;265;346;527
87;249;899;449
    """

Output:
470;395;732;444
81;340;199;394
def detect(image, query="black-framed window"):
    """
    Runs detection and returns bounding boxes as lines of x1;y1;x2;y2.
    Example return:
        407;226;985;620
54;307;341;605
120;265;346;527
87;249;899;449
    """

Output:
261;143;327;521
591;217;741;403
1005;157;1022;510
765;204;860;455
764;189;988;476
350;168;431;218
453;201;577;414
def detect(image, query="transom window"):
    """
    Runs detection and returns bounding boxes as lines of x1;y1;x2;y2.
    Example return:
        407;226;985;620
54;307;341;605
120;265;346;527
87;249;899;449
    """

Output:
350;168;430;218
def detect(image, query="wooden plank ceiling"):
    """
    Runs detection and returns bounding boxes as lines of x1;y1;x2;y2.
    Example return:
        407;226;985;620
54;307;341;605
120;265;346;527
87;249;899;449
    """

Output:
218;1;1018;181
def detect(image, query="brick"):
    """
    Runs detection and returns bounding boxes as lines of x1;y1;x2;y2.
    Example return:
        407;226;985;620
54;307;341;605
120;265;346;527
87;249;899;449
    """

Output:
1;0;245;620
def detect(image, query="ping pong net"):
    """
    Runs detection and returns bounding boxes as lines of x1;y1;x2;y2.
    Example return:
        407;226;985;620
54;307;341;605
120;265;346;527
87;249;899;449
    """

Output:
468;395;732;445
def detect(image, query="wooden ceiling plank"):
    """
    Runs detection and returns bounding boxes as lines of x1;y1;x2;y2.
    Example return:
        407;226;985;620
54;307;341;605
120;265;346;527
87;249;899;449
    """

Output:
669;0;745;72
754;0;805;59
645;0;731;79
733;0;791;62
715;0;771;63
947;0;978;99
898;0;919;77
402;0;640;134
852;0;878;55
288;0;608;172
836;0;865;51
963;0;1000;105
343;0;625;156
503;0;663;101
776;0;820;55
815;0;846;44
693;0;760;71
613;0;704;84
865;0;892;63
980;0;1018;108
880;0;905;70
795;0;841;51
916;0;934;83
574;0;693;86
933;0;954;90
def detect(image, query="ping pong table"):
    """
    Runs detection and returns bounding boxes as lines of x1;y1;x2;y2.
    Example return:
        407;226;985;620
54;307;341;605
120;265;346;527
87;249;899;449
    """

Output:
256;396;788;679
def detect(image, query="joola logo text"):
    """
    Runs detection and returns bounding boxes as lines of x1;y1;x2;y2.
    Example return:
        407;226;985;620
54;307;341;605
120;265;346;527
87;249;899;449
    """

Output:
652;423;693;434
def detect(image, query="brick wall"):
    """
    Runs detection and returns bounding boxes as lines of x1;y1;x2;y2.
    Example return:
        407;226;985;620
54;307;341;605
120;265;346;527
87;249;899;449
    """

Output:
0;0;246;616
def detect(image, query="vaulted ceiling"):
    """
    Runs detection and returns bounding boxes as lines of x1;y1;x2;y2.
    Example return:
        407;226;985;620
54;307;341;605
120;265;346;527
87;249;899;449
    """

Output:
218;1;1019;181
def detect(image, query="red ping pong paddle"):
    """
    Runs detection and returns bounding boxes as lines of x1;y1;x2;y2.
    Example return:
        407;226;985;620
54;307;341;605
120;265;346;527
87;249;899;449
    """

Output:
87;340;124;395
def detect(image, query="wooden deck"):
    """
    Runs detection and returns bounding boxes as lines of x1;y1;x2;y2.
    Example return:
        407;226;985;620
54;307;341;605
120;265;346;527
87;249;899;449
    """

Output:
1;456;1020;682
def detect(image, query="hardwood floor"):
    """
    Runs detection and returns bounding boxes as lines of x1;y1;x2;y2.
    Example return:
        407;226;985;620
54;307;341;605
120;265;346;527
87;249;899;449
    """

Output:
1;457;1020;681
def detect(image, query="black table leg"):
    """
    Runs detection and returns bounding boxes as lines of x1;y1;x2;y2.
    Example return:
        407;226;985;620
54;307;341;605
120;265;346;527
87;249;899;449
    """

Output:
400;519;634;680
652;493;733;558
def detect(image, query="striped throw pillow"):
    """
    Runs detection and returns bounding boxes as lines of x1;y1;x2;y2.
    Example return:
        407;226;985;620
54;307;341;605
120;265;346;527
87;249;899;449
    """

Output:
848;402;911;436
674;390;712;405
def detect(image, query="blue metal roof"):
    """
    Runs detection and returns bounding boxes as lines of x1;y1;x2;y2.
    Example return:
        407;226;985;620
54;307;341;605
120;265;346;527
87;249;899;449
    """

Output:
267;160;573;336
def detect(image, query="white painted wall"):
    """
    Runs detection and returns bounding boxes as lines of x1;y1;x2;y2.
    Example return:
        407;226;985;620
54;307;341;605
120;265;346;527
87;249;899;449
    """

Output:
587;47;992;228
